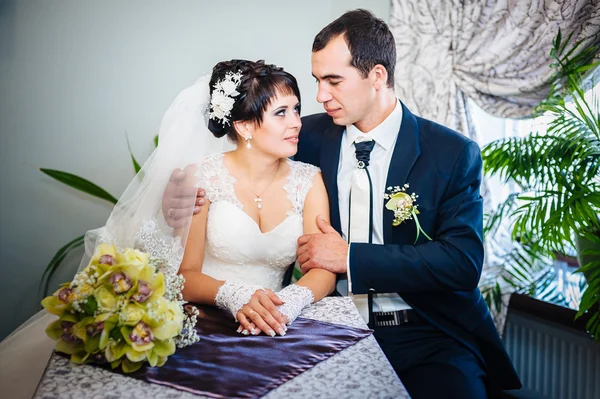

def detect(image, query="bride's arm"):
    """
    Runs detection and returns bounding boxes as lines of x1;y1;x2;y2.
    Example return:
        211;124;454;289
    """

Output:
178;200;223;304
295;171;337;300
274;172;336;325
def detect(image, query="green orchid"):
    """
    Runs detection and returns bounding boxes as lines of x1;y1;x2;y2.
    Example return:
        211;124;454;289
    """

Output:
104;340;128;363
122;323;154;352
97;313;118;350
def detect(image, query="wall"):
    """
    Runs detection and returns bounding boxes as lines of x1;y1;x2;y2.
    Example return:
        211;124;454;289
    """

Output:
0;0;389;339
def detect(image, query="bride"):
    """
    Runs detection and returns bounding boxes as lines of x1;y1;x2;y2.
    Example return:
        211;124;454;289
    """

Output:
0;59;335;398
176;59;336;337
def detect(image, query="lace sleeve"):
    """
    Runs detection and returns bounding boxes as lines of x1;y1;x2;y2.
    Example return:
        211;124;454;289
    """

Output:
194;153;240;207
284;160;320;215
277;284;314;324
214;281;263;321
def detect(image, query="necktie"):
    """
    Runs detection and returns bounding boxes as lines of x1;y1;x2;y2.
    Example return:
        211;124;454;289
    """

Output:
336;137;375;320
348;137;375;244
347;137;376;322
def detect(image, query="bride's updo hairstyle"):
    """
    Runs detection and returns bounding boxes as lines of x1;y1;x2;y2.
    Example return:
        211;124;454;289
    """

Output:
207;59;301;142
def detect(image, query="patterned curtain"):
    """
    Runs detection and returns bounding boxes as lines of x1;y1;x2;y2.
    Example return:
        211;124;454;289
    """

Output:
391;0;600;136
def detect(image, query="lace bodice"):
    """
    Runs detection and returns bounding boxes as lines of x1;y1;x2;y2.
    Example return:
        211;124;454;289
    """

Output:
194;154;319;291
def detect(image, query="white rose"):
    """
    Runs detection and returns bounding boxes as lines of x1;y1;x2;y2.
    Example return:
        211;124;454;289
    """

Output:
219;96;235;113
220;80;239;96
211;104;225;120
211;91;227;107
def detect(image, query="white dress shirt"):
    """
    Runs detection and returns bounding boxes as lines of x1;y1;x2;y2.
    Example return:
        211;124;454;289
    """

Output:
339;100;411;313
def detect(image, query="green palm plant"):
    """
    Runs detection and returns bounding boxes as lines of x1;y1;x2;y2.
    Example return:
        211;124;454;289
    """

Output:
481;30;600;340
39;134;158;296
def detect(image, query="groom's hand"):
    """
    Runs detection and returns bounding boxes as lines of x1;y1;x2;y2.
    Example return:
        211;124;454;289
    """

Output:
297;215;348;275
163;167;206;228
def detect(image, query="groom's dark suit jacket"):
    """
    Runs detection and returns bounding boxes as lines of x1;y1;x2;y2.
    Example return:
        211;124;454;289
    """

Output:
295;103;521;391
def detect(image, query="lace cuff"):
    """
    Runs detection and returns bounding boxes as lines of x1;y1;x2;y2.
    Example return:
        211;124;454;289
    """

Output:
214;281;263;321
277;285;314;325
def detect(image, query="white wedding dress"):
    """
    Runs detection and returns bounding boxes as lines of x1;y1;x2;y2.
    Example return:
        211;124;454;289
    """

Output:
198;154;318;291
0;153;318;399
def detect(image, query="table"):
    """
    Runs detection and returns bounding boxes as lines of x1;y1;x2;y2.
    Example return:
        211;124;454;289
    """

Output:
33;297;410;398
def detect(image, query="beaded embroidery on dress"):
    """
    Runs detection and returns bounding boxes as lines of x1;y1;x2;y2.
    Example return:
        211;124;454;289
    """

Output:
195;153;319;291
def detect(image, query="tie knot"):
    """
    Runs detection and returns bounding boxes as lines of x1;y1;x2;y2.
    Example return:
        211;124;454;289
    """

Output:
354;140;375;168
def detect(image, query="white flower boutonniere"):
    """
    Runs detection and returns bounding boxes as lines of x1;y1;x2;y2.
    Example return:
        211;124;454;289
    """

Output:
384;184;432;243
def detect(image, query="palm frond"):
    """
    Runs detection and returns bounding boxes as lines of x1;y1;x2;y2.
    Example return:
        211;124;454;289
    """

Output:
483;129;598;191
125;131;142;174
481;240;555;314
39;234;85;296
482;29;600;338
39;169;118;204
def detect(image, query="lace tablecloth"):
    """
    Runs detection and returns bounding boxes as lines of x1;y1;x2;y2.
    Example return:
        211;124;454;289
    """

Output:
33;297;410;398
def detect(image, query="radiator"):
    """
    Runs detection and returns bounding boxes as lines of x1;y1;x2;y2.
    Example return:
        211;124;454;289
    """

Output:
503;309;600;399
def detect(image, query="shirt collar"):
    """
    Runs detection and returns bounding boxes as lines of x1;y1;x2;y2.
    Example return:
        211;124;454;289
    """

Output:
345;99;402;151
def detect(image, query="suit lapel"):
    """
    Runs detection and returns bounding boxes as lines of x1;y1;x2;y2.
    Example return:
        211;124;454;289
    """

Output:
383;102;421;242
320;123;344;234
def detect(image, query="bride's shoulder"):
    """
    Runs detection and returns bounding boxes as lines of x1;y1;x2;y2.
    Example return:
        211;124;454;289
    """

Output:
286;159;320;175
284;159;322;212
192;153;229;184
286;159;321;190
193;153;235;200
194;153;225;171
195;152;224;165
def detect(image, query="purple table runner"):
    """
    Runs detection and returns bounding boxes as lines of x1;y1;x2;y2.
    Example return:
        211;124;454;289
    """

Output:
125;305;372;398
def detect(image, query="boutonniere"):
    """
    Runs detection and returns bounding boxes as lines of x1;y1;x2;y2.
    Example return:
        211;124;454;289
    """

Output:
384;184;432;243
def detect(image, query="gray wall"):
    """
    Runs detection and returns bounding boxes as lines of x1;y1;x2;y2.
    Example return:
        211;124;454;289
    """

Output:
0;0;389;339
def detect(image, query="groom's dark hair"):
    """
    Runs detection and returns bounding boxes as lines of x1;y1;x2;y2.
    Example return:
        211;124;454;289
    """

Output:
312;9;396;88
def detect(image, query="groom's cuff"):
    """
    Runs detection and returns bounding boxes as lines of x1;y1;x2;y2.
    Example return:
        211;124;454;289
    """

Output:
346;243;353;293
347;243;371;294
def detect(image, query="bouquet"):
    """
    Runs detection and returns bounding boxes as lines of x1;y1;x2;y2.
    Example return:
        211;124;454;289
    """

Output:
41;243;199;373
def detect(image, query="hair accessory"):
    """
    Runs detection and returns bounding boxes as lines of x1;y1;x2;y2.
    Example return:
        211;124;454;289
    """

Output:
209;71;243;125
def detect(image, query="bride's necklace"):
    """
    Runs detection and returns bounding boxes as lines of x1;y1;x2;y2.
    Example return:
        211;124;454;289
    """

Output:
237;161;281;211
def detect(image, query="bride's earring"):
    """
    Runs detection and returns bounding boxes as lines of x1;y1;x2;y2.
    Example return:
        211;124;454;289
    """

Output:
245;136;252;149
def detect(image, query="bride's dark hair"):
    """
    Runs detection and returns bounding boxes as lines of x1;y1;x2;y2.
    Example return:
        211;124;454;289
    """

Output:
207;59;301;141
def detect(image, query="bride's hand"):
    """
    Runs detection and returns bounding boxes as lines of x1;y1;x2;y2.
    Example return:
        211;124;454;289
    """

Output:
236;289;289;337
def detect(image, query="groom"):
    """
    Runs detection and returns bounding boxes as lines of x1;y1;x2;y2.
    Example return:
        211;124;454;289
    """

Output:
168;9;520;398
291;9;520;398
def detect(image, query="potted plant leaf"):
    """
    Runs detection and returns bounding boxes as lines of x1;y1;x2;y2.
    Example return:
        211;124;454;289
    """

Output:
481;30;600;340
